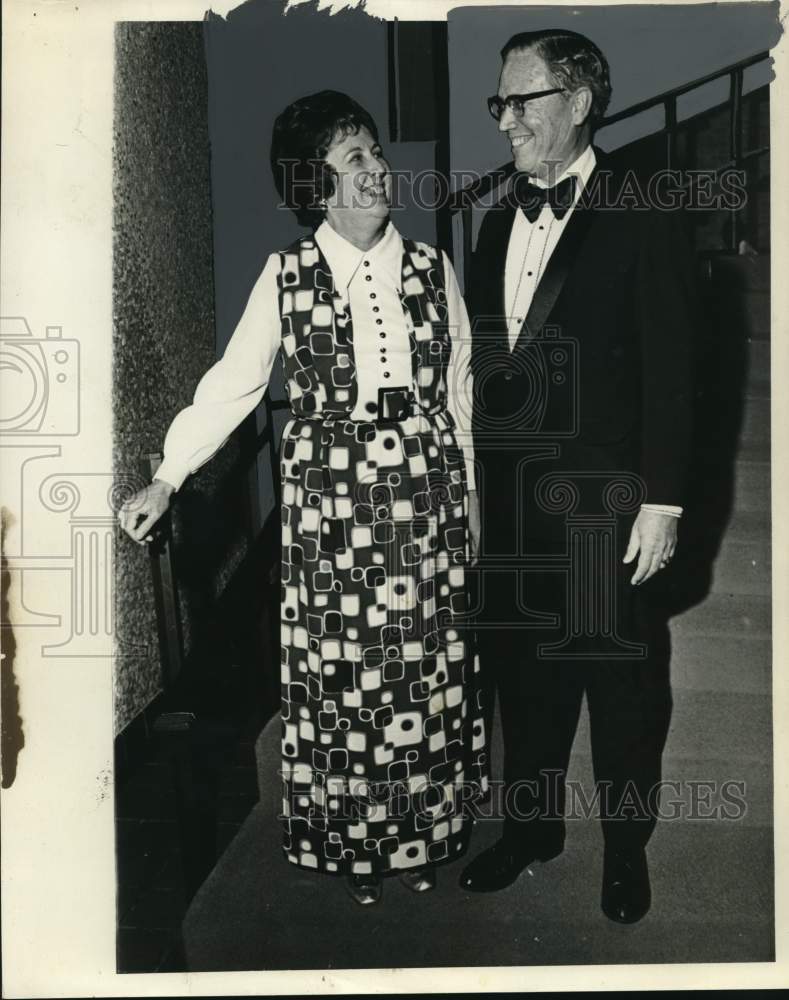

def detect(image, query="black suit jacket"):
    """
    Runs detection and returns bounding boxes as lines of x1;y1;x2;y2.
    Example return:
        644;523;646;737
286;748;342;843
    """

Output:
469;148;698;546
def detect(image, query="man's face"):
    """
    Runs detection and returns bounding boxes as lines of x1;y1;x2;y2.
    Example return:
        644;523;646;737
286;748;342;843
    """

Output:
497;47;582;180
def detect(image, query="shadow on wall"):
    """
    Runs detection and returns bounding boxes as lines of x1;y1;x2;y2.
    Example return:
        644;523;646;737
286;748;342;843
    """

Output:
204;0;392;353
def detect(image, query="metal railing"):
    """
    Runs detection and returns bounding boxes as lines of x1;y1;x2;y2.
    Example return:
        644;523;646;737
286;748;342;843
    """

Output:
451;49;771;287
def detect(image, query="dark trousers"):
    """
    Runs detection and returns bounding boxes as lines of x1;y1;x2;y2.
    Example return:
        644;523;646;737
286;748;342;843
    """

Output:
475;541;673;855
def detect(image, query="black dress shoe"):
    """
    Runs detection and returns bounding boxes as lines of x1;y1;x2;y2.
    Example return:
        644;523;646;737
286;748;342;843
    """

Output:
345;873;382;906
601;847;651;923
459;838;563;892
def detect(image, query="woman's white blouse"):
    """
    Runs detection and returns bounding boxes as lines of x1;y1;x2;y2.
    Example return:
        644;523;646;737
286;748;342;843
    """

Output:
154;221;476;492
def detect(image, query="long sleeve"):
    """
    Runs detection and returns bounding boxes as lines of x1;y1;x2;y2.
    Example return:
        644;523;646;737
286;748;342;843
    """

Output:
636;206;697;507
154;254;282;492
443;250;477;492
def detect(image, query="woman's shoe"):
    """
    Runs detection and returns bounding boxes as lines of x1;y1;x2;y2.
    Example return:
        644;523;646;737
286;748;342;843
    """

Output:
398;866;436;893
345;873;383;906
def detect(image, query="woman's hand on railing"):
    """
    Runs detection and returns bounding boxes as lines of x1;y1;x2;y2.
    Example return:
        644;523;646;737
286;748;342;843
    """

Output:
118;479;175;545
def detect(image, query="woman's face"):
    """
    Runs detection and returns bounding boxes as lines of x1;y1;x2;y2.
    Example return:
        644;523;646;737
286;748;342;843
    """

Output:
322;125;391;226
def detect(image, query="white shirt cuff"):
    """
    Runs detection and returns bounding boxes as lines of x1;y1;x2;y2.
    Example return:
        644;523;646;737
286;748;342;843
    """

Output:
153;463;189;493
640;503;683;517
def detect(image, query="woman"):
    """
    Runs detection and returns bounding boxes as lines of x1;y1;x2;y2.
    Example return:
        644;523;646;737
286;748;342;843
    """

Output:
119;91;487;906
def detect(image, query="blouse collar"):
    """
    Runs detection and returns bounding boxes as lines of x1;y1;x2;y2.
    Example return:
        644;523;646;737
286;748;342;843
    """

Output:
314;219;403;294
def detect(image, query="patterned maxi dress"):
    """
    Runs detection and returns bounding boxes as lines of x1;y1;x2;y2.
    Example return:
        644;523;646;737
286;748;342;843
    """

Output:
276;234;488;876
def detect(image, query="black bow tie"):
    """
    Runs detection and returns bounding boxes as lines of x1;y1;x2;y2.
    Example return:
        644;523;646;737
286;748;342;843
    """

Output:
511;174;577;223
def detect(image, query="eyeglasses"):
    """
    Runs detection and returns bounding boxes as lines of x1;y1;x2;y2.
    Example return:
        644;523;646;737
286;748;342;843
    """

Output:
487;88;565;120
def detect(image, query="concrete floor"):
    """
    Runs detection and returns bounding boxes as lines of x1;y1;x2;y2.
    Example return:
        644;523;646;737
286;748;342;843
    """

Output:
181;709;774;971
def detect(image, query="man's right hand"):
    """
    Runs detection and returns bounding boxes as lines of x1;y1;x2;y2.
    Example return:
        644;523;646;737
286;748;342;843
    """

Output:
118;479;175;545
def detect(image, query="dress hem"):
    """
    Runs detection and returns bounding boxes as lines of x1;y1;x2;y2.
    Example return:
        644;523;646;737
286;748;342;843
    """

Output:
281;826;478;878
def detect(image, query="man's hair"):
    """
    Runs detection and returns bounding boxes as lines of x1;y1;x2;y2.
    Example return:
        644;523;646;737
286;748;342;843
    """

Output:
270;90;379;228
501;29;612;126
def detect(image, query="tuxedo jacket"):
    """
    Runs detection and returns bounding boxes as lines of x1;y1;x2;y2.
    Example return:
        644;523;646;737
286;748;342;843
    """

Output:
468;148;698;546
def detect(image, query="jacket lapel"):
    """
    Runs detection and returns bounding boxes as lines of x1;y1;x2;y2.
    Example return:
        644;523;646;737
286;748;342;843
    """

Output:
473;198;518;340
510;156;602;355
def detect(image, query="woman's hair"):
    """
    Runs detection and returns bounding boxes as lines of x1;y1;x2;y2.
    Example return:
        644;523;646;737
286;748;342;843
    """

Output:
271;90;379;228
501;29;612;127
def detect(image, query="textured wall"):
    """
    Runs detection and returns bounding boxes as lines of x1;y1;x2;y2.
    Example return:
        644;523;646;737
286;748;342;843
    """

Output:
112;22;250;734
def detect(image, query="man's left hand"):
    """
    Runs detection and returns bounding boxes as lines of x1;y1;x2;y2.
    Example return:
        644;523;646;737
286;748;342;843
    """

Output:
623;509;678;585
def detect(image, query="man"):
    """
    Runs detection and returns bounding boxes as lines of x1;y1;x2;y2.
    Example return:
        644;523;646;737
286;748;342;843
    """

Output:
460;29;696;923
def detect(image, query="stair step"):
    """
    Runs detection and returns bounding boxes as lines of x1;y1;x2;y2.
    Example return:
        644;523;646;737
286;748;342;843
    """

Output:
572;687;772;766
670;634;771;694
703;253;770;292
566;745;773;827
710;536;771;596
733;459;771;512
681;689;771;762
748;339;770;381
738;435;770;460
740;395;771;445
670;592;771;640
742;290;770;339
566;687;774;828
722;509;771;544
746;378;771;401
733;437;771;463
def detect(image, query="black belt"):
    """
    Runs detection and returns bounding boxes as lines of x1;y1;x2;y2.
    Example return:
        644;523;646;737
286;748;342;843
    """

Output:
376;385;418;423
292;388;448;426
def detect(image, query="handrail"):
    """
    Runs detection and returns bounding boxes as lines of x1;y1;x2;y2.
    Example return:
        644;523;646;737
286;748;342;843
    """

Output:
451;48;771;284
141;452;185;691
600;49;768;127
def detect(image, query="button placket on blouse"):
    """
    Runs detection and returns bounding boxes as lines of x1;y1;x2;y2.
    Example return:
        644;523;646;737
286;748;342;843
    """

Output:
365;267;390;379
